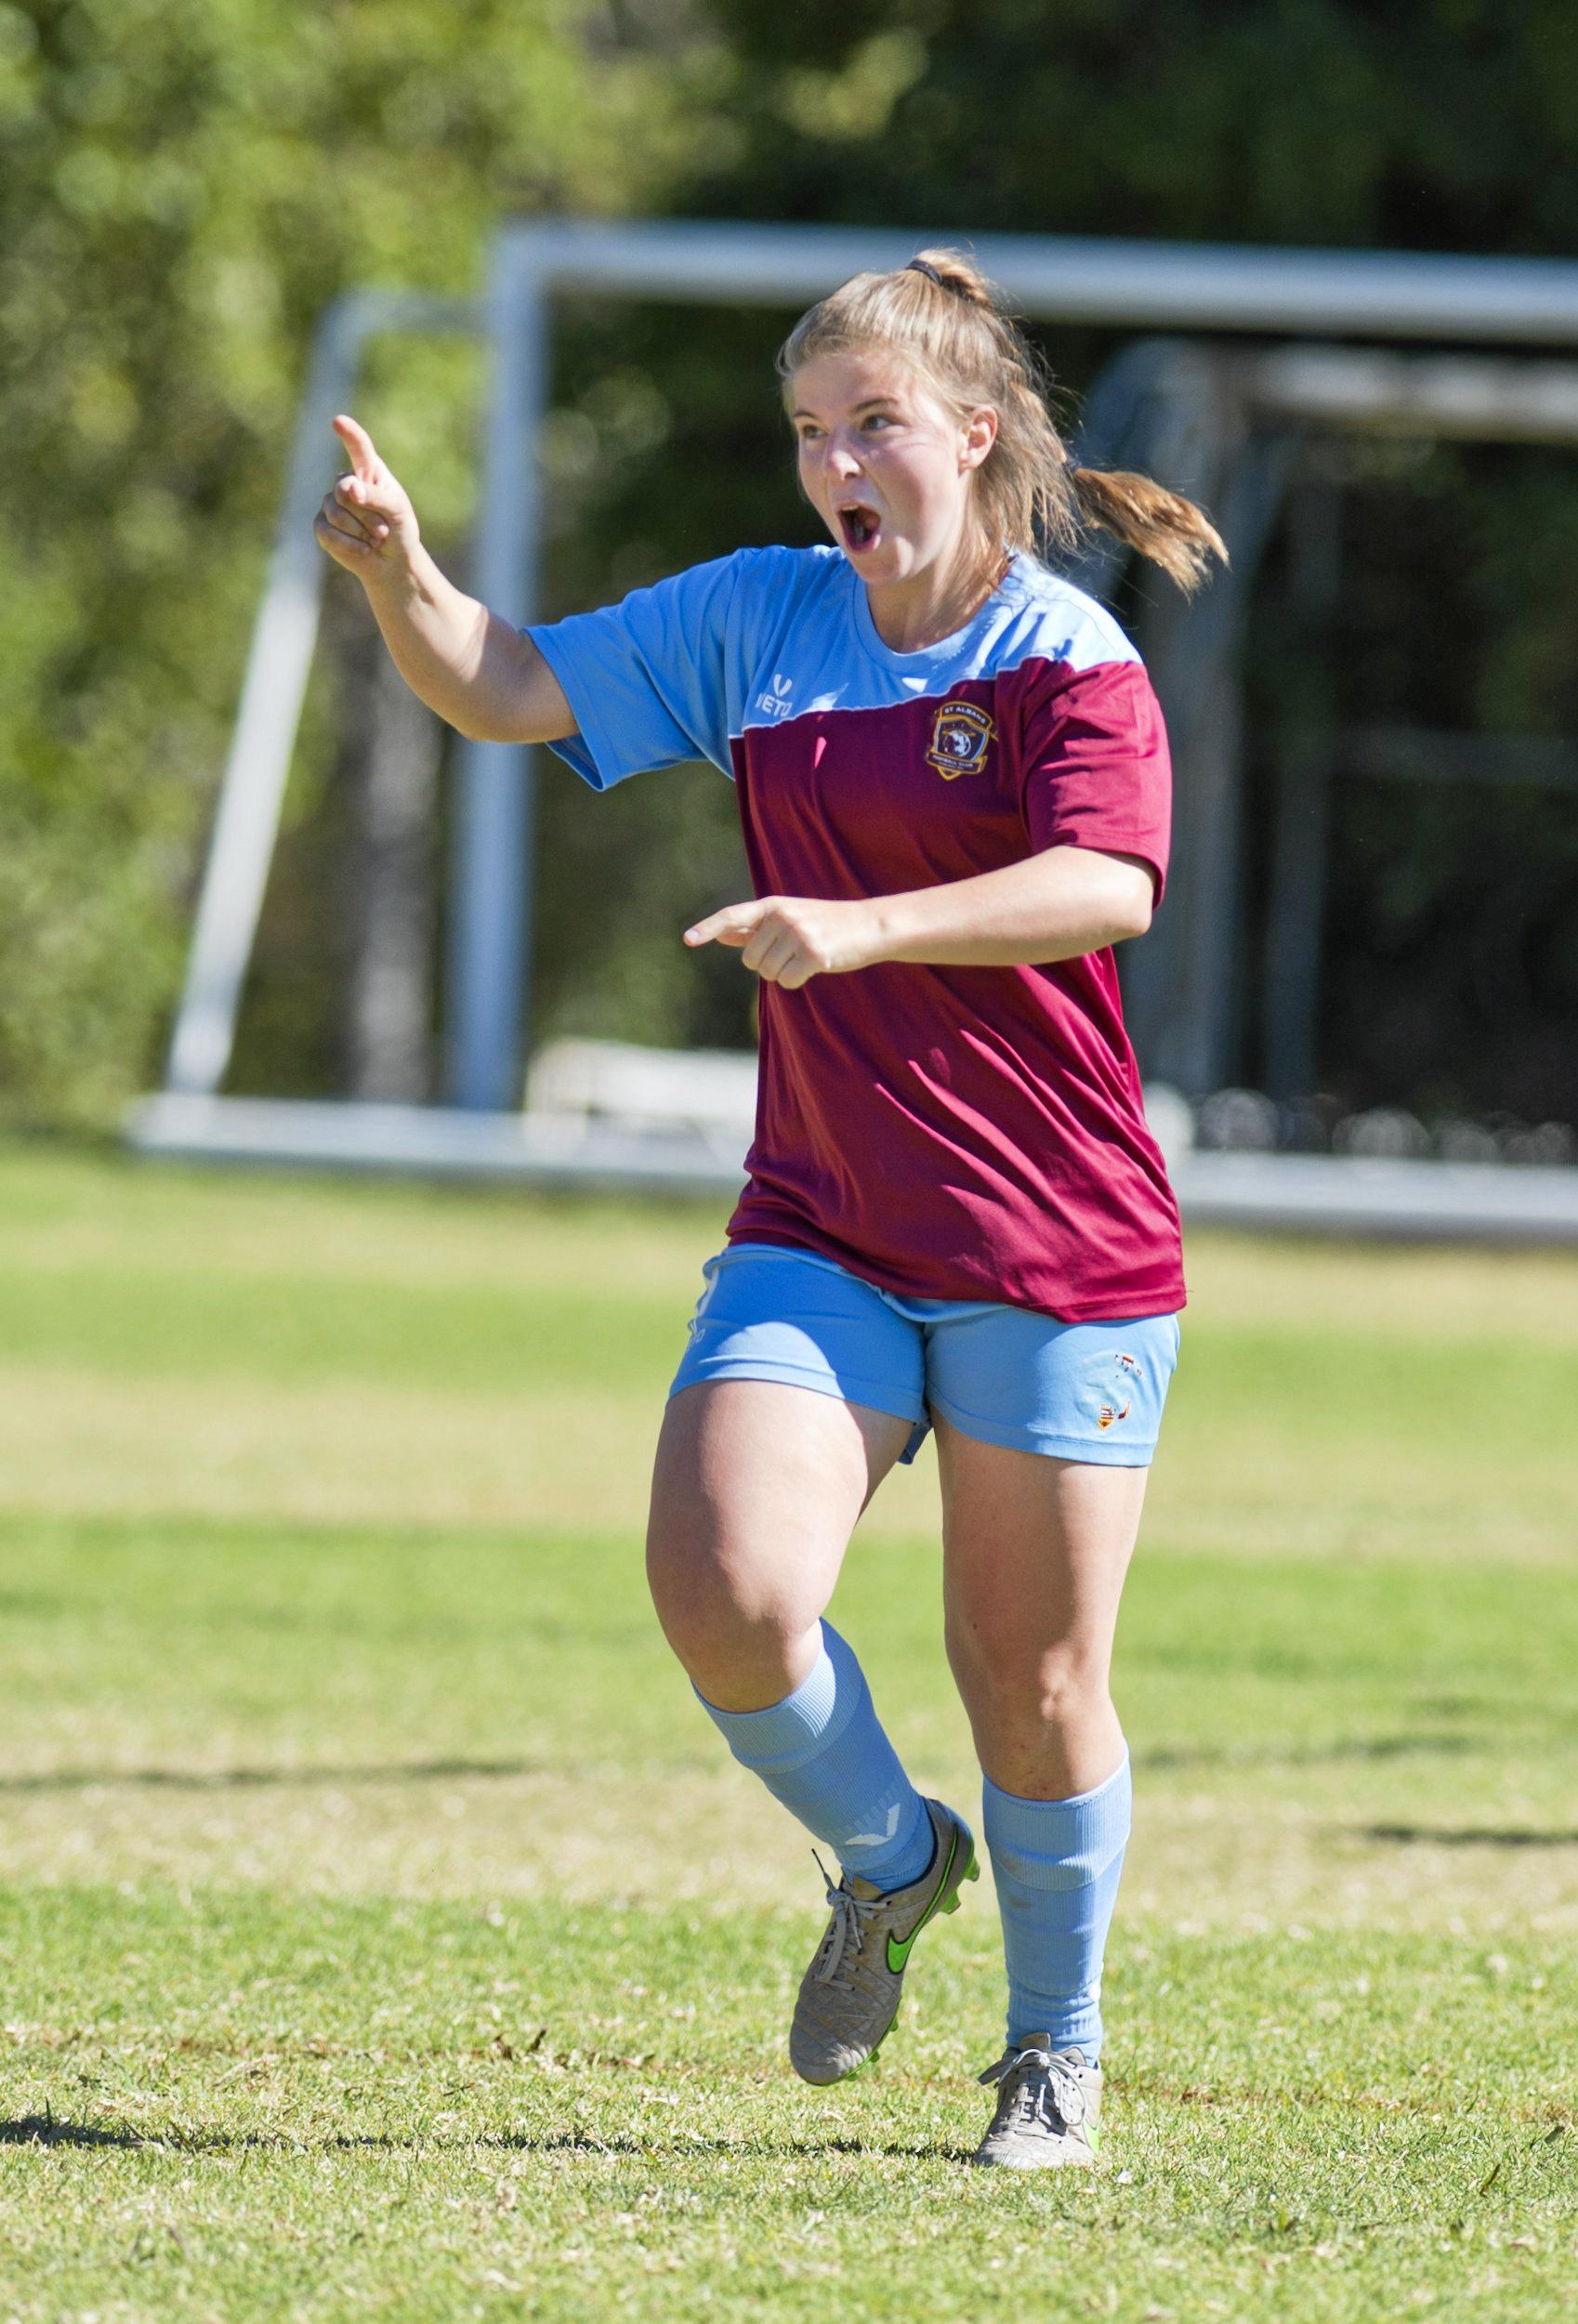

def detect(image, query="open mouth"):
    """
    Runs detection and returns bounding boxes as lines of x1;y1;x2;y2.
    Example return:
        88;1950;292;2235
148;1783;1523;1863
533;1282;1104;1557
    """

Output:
837;502;882;554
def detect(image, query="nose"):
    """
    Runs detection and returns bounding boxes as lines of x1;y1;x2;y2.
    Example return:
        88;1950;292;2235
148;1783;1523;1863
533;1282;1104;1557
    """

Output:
826;433;864;480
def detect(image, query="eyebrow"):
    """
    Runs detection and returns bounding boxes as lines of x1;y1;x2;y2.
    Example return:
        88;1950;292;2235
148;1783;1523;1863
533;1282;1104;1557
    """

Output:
789;397;901;421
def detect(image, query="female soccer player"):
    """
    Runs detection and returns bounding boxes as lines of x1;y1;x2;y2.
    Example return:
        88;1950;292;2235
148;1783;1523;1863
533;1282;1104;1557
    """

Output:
315;249;1223;2170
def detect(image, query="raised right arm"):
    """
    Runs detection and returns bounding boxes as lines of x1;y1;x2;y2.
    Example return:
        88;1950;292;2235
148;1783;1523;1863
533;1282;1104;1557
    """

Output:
359;544;575;745
314;414;575;746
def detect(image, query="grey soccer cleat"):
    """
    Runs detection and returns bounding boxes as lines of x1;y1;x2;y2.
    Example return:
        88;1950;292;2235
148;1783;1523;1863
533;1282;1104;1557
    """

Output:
789;1797;979;2086
972;2035;1103;2169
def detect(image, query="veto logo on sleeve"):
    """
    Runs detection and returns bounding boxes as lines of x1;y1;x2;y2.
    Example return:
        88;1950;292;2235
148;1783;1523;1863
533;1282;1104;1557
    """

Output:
926;699;995;778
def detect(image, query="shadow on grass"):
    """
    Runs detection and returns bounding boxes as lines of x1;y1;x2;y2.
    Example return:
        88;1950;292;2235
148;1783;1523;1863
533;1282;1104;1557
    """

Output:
518;2131;972;2163
1147;1733;1481;1773
1361;1823;1578;1848
0;2117;968;2163
0;1733;1488;1796
0;1758;541;1794
2;2114;143;2148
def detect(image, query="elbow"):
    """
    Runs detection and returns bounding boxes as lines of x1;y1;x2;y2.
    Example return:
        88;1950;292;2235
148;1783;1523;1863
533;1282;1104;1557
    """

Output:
1111;866;1156;942
432;702;488;742
458;703;563;746
1106;895;1152;945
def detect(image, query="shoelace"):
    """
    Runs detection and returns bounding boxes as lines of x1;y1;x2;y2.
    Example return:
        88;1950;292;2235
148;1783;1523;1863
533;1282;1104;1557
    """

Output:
809;1851;874;1989
978;2043;1088;2133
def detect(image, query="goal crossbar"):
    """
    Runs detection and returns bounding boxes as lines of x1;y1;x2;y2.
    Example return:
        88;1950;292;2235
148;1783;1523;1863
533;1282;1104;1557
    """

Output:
137;217;1578;1240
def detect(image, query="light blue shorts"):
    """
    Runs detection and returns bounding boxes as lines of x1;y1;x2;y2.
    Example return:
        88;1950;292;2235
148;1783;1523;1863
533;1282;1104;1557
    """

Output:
668;1241;1181;1466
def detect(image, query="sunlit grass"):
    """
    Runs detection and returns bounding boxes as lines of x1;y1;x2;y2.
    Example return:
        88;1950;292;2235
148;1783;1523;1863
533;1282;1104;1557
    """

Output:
0;1143;1574;2319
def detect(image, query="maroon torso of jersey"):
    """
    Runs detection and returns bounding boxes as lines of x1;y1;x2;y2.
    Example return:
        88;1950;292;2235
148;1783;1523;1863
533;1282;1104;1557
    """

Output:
532;545;1185;1321
726;650;1183;1321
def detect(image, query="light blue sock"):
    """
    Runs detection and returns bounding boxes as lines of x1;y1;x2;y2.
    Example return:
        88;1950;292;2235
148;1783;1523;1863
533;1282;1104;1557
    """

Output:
984;1751;1132;2061
696;1621;933;1892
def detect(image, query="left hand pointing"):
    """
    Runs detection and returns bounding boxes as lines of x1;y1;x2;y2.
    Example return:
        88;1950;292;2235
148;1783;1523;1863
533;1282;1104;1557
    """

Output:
683;895;883;989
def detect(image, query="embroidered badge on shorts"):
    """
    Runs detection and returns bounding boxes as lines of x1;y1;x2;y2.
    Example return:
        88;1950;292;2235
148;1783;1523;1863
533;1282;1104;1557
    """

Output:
1097;1351;1143;1431
926;699;995;779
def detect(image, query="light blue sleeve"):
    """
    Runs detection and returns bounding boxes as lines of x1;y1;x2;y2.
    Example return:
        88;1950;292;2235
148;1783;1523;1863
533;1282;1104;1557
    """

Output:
524;551;755;791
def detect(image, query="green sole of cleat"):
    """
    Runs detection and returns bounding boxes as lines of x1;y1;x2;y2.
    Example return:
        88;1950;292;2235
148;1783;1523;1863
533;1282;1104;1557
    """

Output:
942;1850;980;1913
864;2010;901;2068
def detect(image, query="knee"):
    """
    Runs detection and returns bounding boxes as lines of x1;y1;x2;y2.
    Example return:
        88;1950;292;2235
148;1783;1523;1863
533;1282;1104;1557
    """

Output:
947;1622;1110;1738
645;1521;732;1659
644;1523;807;1698
1029;1650;1111;1734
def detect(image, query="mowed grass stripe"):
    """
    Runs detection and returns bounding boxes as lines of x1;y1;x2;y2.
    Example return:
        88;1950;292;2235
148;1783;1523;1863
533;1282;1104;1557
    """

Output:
14;1143;1578;1339
2;1888;1573;2323
2;1883;1571;2103
6;1144;1578;1569
5;1517;1578;1755
0;1143;1574;2317
0;1516;1573;1937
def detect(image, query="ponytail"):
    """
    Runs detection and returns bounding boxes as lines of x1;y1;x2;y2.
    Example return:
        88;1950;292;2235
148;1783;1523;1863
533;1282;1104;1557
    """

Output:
1068;465;1226;596
778;247;1228;595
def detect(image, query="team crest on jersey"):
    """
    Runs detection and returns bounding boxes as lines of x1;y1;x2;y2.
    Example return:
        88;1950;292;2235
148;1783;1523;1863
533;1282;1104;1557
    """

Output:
926;698;995;779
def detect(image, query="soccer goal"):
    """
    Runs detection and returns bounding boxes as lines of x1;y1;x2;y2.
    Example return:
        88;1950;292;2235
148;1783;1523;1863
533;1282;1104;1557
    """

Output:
128;217;1578;1240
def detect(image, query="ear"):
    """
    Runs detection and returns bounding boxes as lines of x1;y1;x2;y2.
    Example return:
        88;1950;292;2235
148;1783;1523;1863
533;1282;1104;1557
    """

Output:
959;406;998;474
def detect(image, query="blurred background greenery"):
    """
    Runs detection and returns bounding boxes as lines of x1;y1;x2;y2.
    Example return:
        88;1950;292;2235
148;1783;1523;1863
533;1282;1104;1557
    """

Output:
6;0;1578;1126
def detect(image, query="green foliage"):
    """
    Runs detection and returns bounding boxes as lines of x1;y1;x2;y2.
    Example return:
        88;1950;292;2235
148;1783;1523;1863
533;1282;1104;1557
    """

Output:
1227;438;1578;1120
0;0;690;1123
686;0;1578;252
533;2;1578;1109
11;0;1578;1116
0;792;183;1124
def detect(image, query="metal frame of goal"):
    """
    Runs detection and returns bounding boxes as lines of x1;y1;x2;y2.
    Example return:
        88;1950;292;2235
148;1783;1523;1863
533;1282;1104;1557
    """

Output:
129;217;1578;1241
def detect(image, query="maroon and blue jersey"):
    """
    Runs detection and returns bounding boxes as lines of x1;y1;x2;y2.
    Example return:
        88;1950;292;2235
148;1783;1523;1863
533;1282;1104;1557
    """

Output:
528;545;1184;1322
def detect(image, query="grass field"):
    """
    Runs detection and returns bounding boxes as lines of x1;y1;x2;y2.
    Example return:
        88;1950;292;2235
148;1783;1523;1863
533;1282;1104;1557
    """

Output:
1;1140;1575;2320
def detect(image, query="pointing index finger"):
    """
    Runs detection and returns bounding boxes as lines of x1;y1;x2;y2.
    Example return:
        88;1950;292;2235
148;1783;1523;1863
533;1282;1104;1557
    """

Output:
684;899;764;948
333;413;379;479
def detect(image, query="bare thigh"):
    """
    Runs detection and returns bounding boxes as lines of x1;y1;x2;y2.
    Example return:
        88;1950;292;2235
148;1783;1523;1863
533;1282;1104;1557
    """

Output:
646;1379;914;1713
937;1412;1150;1799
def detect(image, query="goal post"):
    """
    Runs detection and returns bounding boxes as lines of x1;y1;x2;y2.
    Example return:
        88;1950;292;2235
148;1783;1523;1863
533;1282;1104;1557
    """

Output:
454;217;1578;1112
134;216;1578;1241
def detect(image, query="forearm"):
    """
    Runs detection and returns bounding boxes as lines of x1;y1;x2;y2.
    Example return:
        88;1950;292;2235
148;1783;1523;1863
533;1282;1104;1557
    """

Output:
869;847;1153;967
360;545;559;743
686;847;1155;986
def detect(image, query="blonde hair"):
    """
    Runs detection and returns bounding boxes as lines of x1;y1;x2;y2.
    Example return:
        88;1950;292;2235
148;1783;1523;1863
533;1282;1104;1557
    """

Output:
778;247;1228;596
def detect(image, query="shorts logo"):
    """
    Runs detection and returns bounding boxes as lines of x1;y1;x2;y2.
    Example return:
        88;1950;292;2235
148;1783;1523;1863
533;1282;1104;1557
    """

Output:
926;699;995;778
1098;1352;1142;1431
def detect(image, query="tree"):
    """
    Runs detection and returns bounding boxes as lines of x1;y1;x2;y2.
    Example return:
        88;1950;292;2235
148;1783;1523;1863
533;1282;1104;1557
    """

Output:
0;0;690;1120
